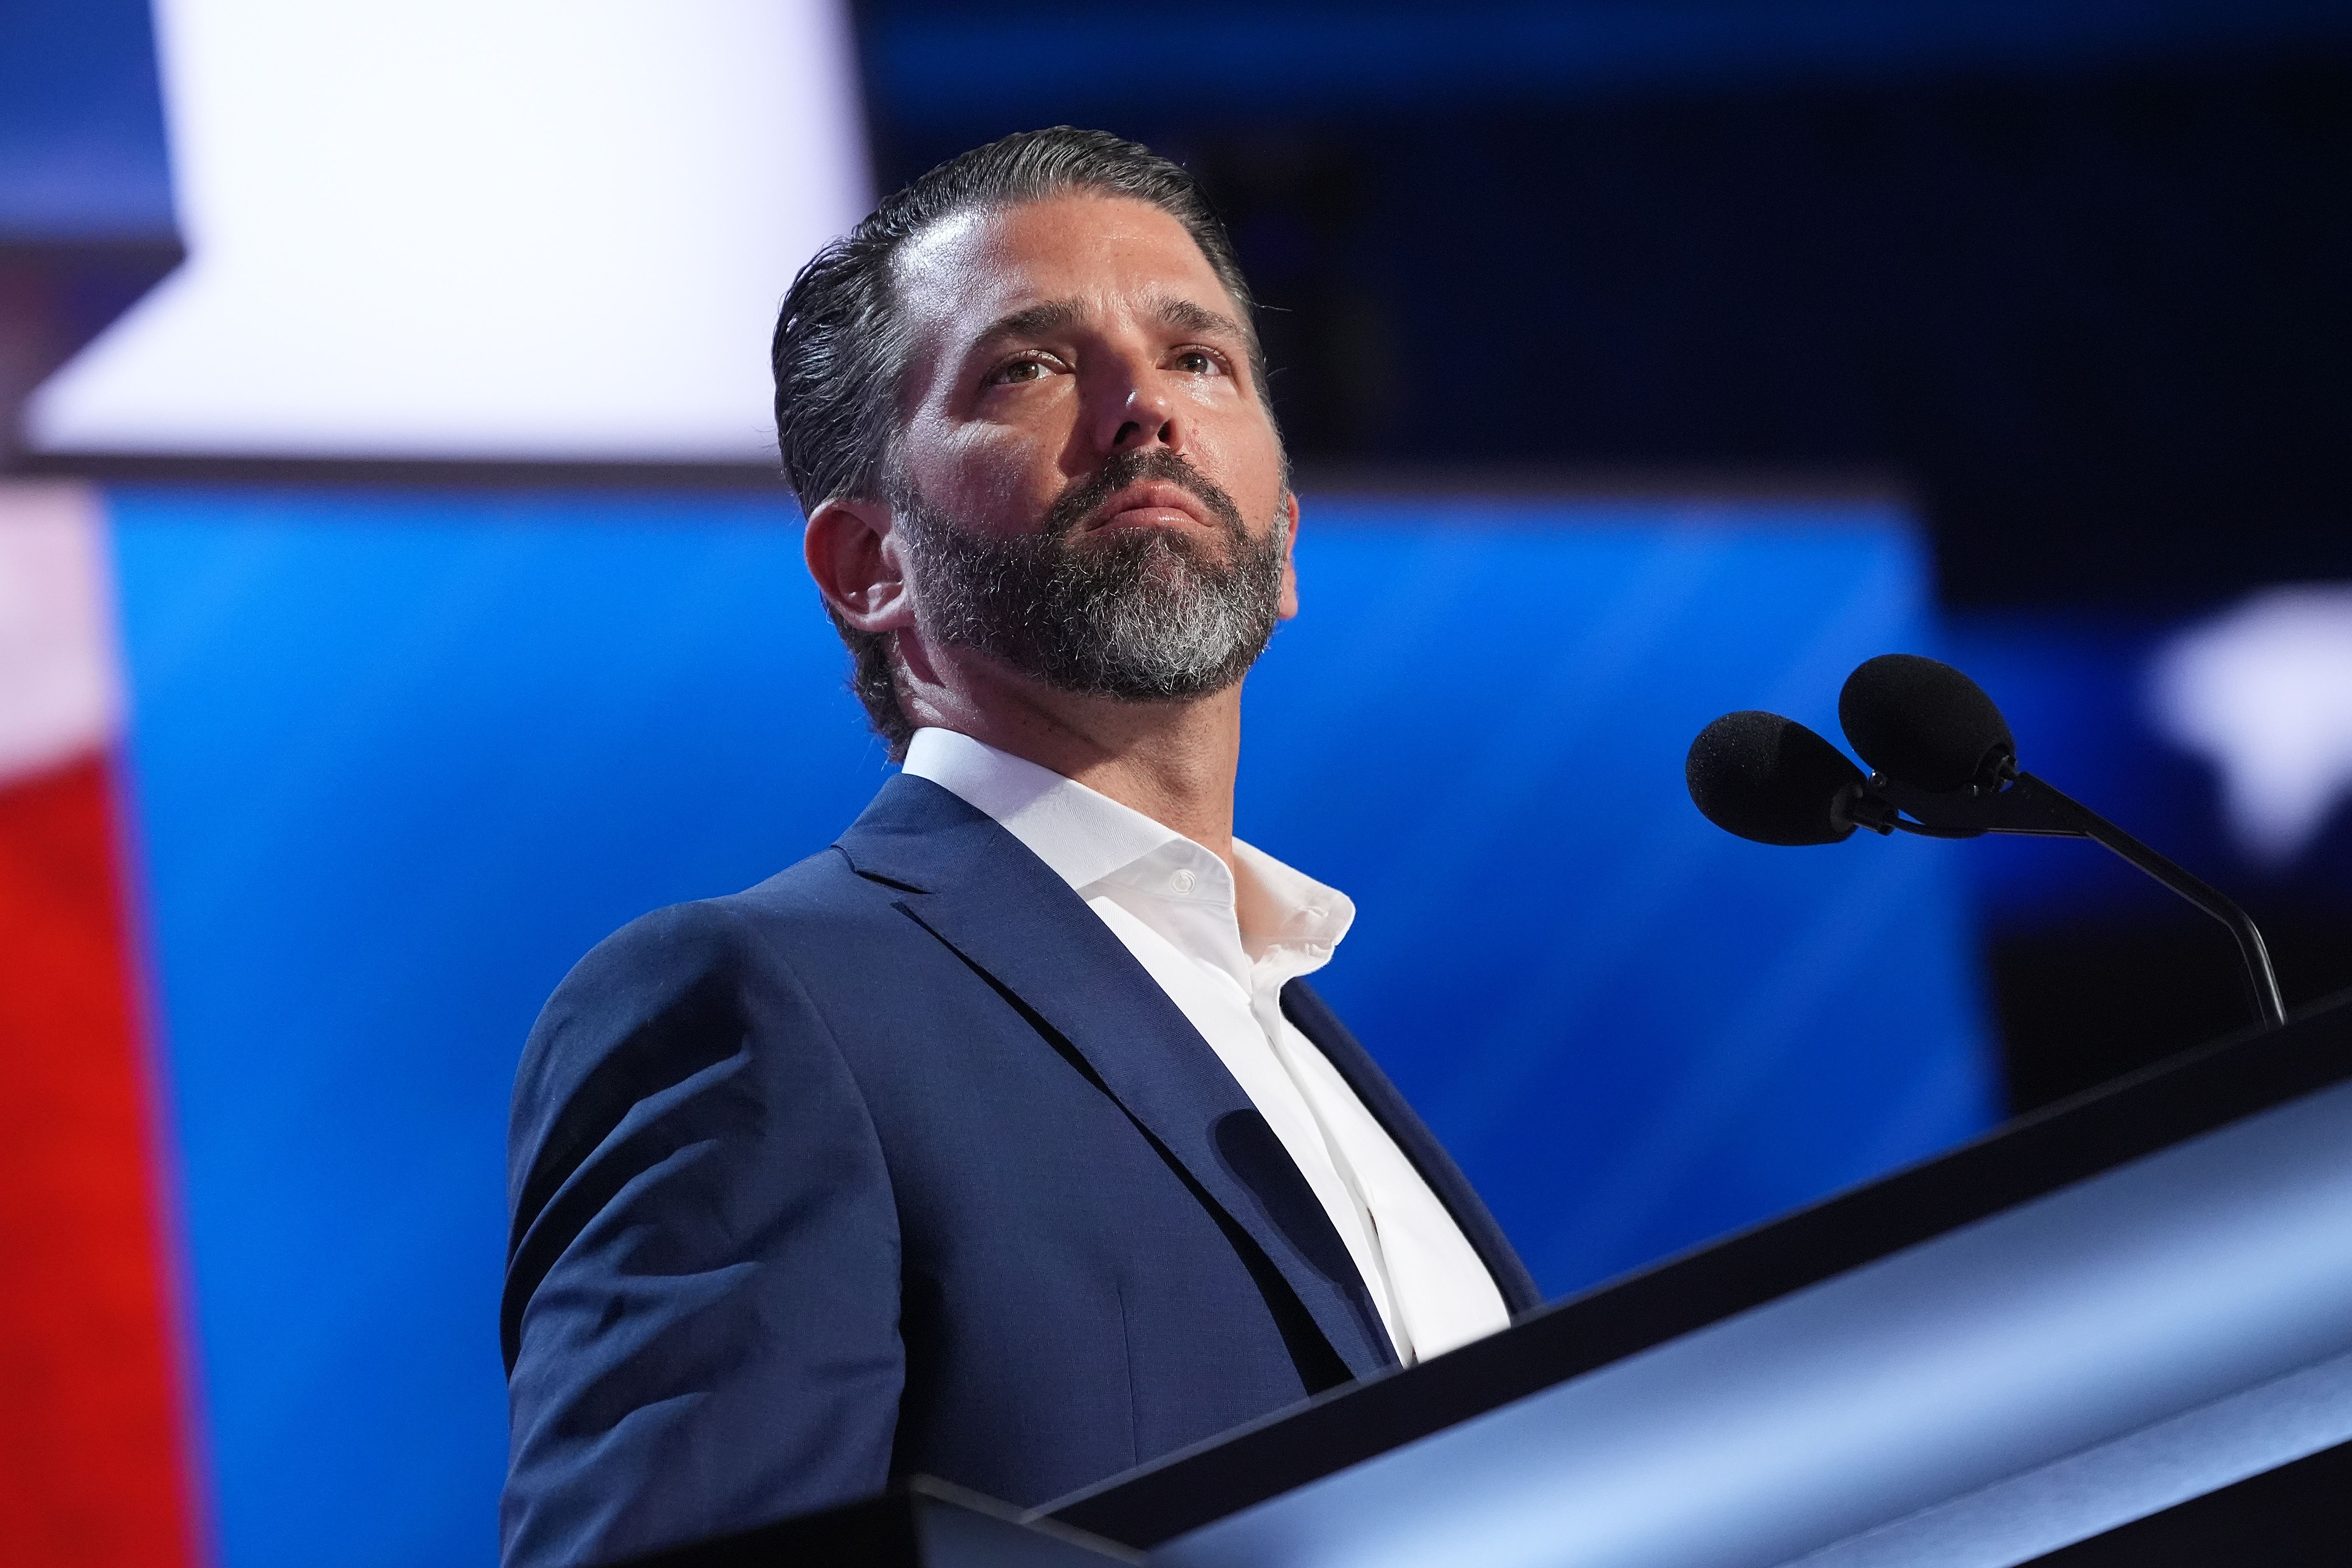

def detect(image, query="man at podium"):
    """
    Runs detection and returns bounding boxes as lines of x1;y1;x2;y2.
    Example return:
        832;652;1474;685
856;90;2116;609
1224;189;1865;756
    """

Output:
499;127;1539;1568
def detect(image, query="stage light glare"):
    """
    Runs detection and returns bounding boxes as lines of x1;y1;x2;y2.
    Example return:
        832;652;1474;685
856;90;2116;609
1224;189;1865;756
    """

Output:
2148;584;2352;868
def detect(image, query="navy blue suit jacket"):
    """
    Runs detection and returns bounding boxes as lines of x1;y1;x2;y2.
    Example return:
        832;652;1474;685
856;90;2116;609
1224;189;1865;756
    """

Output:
501;775;1539;1567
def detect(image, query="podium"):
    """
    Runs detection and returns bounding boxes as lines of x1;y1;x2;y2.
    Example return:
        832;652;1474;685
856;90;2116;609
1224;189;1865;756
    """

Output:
643;993;2352;1565
1046;990;2352;1566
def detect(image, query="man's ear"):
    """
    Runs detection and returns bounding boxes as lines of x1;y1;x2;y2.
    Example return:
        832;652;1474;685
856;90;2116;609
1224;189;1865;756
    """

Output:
1276;489;1301;620
805;496;917;632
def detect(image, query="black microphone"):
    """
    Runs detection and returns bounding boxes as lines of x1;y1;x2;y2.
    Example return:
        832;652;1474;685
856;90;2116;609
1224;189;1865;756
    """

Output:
1685;711;1890;847
1832;652;2286;1029
1839;652;2015;793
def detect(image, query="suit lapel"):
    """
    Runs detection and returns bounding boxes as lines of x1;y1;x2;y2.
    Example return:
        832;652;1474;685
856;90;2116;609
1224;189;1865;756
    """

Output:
837;775;1398;1381
1282;980;1545;1317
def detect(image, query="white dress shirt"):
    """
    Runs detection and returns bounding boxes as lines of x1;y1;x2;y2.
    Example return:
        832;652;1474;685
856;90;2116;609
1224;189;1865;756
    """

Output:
901;726;1511;1365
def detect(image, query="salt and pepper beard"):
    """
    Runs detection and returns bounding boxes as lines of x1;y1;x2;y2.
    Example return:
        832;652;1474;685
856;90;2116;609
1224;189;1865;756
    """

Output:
893;449;1290;702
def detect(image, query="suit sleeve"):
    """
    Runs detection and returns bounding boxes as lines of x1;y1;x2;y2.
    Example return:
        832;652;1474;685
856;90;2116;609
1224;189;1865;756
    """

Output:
499;900;902;1568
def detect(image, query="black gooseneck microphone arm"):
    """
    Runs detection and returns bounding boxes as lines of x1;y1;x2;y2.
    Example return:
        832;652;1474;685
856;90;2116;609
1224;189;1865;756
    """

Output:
1852;767;2288;1029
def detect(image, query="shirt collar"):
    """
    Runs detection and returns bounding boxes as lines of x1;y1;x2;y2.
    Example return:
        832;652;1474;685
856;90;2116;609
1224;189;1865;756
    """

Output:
902;726;1176;890
1232;838;1354;959
900;726;1354;957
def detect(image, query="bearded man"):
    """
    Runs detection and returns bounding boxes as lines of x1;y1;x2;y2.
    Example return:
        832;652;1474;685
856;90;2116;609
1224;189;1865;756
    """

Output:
499;128;1540;1568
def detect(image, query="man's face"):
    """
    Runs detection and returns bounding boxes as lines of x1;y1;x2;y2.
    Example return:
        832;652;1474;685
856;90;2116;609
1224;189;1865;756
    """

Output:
889;192;1296;606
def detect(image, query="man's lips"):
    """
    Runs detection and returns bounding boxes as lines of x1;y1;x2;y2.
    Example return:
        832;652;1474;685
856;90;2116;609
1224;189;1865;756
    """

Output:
1076;481;1215;536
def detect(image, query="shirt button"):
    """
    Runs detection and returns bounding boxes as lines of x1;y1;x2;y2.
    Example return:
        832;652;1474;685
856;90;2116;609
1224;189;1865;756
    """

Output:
1171;869;1196;893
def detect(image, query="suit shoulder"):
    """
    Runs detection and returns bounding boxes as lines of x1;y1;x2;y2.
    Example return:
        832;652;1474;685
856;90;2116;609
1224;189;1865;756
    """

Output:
547;847;888;999
506;848;902;1228
511;852;887;1148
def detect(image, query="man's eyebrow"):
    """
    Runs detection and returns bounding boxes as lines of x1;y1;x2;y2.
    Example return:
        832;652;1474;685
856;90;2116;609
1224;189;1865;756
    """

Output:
971;299;1082;351
967;295;1249;354
1156;297;1248;340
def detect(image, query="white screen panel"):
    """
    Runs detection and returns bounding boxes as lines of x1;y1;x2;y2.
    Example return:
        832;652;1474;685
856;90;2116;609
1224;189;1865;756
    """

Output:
28;0;868;462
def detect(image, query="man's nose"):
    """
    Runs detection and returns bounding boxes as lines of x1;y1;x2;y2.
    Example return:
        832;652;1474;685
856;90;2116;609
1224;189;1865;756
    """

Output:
1093;368;1182;455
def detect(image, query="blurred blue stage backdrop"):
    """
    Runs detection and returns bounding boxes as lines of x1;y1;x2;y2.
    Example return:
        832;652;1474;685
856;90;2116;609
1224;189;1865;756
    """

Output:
108;483;1995;1568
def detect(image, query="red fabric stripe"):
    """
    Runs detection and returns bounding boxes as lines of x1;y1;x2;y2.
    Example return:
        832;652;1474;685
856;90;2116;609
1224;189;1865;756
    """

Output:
0;752;198;1566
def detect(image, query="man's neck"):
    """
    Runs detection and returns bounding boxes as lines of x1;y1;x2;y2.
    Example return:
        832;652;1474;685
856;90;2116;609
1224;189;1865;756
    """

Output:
903;647;1244;872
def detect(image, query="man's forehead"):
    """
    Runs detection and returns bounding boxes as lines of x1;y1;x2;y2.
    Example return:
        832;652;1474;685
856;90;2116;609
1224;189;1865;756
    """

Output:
892;194;1240;343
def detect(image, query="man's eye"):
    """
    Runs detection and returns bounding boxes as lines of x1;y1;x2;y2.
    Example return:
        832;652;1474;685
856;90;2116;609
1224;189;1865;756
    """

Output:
1174;349;1220;375
993;358;1050;385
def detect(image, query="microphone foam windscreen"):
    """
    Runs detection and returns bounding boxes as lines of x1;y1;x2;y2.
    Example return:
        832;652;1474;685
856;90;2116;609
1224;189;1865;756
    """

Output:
1838;654;2015;792
1685;711;1863;846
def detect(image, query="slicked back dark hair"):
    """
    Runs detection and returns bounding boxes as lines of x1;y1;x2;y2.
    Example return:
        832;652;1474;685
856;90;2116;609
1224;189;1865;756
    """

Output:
773;126;1268;507
770;128;1275;755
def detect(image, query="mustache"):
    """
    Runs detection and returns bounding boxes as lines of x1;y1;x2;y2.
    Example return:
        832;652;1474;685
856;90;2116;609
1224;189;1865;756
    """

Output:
1039;449;1249;544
